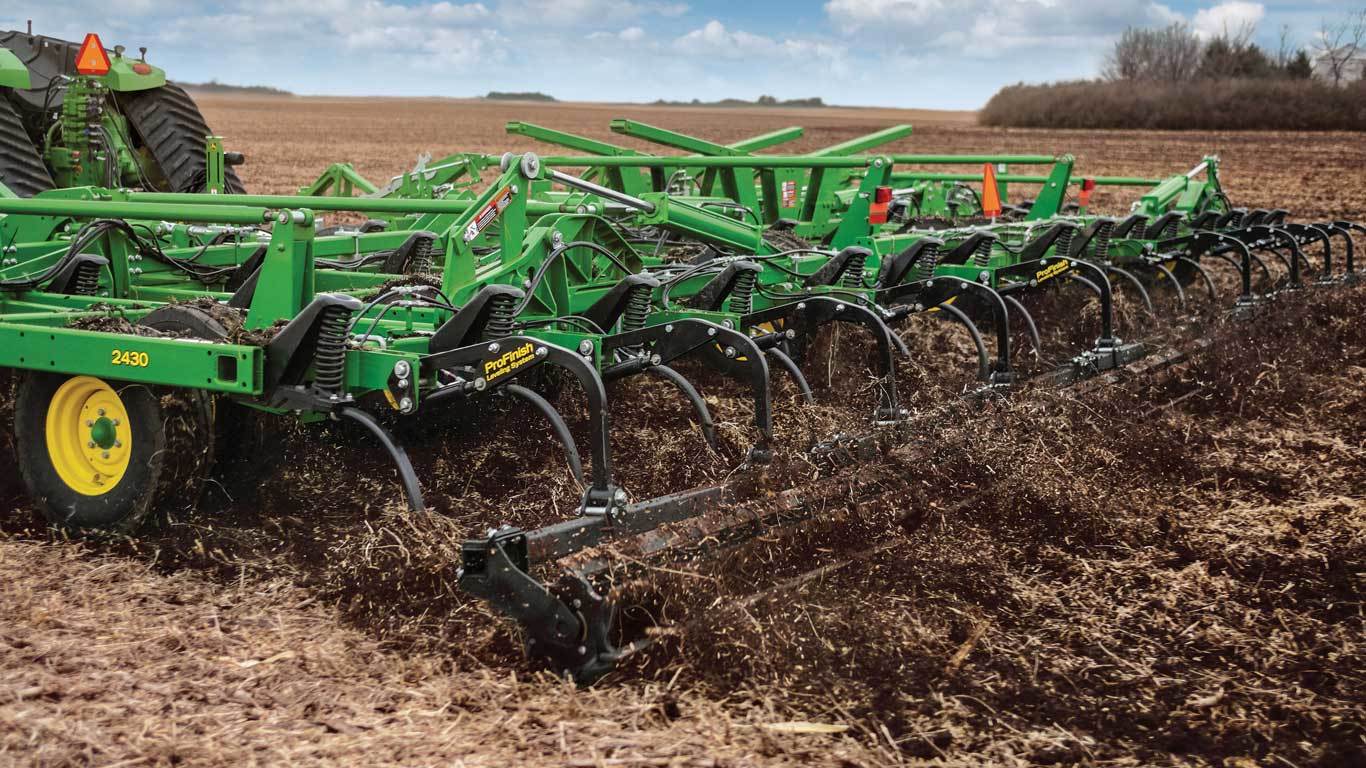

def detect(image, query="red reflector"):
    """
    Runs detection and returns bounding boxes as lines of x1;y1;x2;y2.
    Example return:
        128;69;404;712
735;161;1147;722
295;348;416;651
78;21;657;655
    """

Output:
874;186;893;204
132;62;152;75
1081;178;1097;192
75;33;112;76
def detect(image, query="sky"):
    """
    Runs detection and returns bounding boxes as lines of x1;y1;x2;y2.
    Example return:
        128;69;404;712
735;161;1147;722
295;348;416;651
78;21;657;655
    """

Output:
1;1;1360;109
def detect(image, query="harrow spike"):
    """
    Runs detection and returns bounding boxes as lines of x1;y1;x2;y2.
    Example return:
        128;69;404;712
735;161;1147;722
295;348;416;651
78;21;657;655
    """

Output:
1106;265;1155;314
1331;221;1363;276
1175;256;1217;302
505;383;584;484
1150;261;1189;311
1278;223;1331;279
425;337;622;516
765;347;815;404
1001;293;1043;359
335;406;426;513
1325;222;1357;277
934;301;991;381
646;364;718;450
605;318;773;451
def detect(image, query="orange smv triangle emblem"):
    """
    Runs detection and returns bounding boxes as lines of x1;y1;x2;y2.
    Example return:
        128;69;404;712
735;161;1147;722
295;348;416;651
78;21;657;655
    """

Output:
75;33;112;76
981;163;1002;219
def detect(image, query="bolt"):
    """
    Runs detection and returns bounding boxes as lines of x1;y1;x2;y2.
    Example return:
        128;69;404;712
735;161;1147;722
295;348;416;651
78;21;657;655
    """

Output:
650;354;662;365
707;327;717;337
535;346;547;358
578;339;594;356
397;379;408;390
614;488;628;504
114;441;122;448
577;646;587;656
474;377;487;391
785;329;796;339
978;271;990;283
399;397;413;412
85;419;94;427
511;185;520;195
724;346;737;358
101;451;110;459
722;319;734;329
797;302;807;311
572;598;582;608
87;441;96;449
488;342;500;353
97;409;106;416
664;324;674;333
394;360;411;378
835;303;845;313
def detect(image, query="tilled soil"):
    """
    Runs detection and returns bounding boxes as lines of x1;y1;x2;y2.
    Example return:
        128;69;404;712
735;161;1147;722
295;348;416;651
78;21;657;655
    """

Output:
2;101;1364;766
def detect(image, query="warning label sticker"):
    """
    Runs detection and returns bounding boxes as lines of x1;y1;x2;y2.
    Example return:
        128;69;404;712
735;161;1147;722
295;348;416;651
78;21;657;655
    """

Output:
464;187;514;242
781;180;798;209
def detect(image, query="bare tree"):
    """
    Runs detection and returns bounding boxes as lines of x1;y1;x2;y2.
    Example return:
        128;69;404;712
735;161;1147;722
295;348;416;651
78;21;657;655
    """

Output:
1314;8;1366;86
1275;23;1296;69
1103;23;1204;83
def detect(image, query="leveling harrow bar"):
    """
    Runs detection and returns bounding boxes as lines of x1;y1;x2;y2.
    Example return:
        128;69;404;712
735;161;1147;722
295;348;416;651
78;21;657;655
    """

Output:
1;127;1361;682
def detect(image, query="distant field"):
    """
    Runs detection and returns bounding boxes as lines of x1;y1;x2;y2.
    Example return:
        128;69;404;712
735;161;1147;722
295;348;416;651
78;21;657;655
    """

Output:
195;94;1366;222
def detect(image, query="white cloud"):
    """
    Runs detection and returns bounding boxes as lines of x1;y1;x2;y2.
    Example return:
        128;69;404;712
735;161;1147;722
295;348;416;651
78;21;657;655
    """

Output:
674;20;846;64
1192;2;1266;40
498;0;685;26
824;0;1181;53
618;26;646;42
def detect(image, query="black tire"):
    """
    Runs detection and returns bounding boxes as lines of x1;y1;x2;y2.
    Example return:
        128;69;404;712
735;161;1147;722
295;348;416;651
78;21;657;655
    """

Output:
0;92;54;197
14;373;214;533
117;83;245;194
140;301;243;340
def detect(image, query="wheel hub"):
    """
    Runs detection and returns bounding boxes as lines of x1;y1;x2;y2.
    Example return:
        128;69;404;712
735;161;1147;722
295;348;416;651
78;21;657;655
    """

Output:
45;376;132;496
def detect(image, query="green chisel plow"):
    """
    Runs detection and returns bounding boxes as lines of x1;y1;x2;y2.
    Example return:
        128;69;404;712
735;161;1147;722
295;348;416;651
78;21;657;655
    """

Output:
2;42;1362;681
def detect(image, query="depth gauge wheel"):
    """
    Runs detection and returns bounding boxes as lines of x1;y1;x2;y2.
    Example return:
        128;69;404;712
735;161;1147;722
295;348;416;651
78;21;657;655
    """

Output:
13;373;213;532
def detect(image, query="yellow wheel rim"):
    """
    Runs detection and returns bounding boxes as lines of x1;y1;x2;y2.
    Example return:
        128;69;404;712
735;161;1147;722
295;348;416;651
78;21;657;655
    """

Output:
45;376;132;496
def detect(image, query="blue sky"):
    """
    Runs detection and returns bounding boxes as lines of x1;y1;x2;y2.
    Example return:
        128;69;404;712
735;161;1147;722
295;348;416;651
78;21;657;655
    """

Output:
1;1;1359;108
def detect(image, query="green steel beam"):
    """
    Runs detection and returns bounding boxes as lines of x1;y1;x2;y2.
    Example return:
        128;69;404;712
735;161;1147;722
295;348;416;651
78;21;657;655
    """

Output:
808;125;913;157
892;173;1162;186
890;155;1057;165
538;155;873;169
0;197;276;225
727;126;804;152
506;122;645;156
0;322;262;394
121;191;573;217
610;119;744;156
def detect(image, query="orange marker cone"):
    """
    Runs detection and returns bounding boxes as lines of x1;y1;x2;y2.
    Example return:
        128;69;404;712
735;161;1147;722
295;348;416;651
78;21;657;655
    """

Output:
981;163;1002;220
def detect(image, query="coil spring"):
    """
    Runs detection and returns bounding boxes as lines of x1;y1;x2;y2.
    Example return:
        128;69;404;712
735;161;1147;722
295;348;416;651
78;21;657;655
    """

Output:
1163;218;1178;238
313;304;353;394
622;282;653;332
1226;210;1245;228
1093;221;1114;261
409;237;438;274
727;268;757;315
914;244;941;281
483;291;517;340
973;237;993;267
1130;218;1147;240
841;250;867;288
72;261;101;296
1054;227;1075;259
